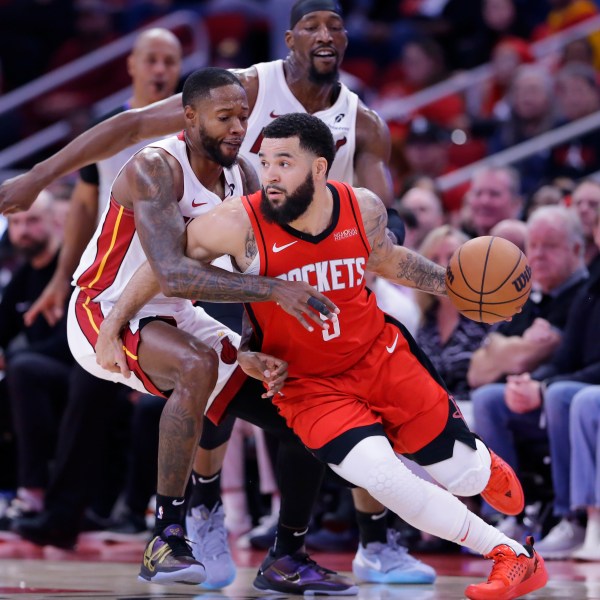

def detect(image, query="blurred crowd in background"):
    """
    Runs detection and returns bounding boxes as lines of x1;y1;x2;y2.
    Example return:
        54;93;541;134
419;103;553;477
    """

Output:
1;0;600;565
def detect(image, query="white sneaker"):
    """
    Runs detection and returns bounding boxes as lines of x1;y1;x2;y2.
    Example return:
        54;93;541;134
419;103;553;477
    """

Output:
185;504;236;589
534;518;585;559
352;529;436;584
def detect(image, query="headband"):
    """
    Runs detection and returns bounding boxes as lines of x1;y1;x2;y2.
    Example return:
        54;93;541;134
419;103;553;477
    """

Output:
289;0;343;29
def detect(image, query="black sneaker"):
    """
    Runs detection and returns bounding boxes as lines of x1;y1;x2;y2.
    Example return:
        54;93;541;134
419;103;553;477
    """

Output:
139;524;206;585
81;511;149;542
253;548;358;595
11;512;78;549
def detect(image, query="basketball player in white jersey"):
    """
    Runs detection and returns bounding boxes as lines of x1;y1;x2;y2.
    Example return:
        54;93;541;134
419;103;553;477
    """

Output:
66;68;337;587
0;0;433;587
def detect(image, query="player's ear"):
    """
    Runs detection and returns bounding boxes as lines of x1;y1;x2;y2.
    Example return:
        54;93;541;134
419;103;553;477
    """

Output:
313;157;328;181
285;30;294;51
183;104;196;122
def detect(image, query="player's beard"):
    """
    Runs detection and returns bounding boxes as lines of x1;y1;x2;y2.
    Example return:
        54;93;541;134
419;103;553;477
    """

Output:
199;127;238;168
308;62;339;85
260;173;315;225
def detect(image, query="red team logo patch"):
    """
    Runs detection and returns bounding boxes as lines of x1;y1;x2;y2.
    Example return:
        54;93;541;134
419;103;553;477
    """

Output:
220;336;237;364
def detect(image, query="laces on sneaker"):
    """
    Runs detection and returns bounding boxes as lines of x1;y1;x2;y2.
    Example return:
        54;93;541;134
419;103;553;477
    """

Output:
292;552;336;575
161;530;194;558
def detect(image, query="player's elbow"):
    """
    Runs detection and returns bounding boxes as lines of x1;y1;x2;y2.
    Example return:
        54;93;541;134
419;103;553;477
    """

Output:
154;267;181;298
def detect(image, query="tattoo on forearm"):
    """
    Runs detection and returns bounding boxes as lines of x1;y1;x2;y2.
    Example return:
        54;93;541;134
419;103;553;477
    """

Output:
397;253;447;295
245;228;257;260
169;264;276;302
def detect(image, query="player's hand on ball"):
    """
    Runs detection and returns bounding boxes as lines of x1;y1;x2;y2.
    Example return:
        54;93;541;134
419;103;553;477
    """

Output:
237;351;288;397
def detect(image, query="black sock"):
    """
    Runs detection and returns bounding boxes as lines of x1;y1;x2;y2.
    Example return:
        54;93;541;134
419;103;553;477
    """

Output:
356;508;388;546
188;469;222;512
273;522;309;557
153;493;185;536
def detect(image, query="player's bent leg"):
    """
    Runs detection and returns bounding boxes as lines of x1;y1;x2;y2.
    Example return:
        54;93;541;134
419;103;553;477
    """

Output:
329;436;547;599
422;436;524;517
136;322;220;586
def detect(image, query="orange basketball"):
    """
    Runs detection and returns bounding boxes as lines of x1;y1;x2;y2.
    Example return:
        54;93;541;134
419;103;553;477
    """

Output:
445;235;532;324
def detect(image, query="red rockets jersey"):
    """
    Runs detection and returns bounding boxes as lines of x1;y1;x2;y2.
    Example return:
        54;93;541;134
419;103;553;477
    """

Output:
241;181;385;378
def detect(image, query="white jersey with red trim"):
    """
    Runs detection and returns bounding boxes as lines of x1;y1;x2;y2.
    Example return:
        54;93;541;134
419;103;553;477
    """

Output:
241;59;358;183
73;132;242;316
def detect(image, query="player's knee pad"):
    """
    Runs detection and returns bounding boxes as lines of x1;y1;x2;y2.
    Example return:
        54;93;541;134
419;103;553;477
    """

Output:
364;455;430;521
430;439;492;497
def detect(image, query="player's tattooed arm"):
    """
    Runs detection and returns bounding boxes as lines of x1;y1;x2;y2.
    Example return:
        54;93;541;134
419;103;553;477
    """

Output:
358;187;447;296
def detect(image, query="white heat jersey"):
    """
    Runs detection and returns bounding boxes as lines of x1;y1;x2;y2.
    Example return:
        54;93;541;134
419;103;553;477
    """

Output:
241;60;358;183
73;131;242;316
96;139;156;219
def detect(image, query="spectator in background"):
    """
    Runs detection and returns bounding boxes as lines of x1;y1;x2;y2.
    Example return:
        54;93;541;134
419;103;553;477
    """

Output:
463;166;523;237
546;63;600;182
568;385;600;561
534;0;600;70
0;191;72;523
569;179;600;268
477;38;534;121
451;0;535;69
489;218;528;252
523;184;564;220
401;118;468;214
397;186;445;250
560;36;597;69
470;206;587;521
377;36;466;130
503;217;600;558
487;65;556;196
415;225;489;425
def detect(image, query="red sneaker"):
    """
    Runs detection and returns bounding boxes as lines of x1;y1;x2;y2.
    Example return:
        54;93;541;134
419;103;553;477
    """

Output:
481;450;525;516
465;536;548;600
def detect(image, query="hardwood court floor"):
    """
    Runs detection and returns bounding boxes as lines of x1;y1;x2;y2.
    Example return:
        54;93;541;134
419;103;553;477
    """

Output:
1;535;599;599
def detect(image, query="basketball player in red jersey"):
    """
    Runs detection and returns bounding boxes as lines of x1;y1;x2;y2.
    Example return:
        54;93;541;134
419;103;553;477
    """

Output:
98;113;548;600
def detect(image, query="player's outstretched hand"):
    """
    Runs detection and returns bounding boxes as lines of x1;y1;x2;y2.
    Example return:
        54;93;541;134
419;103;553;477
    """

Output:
0;172;44;215
96;316;131;378
24;276;71;327
237;351;288;397
272;280;339;332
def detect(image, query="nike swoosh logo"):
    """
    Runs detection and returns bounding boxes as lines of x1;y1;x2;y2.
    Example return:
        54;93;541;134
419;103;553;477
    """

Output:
272;241;298;253
292;527;309;537
460;524;470;543
172;499;185;506
270;110;284;118
271;567;301;582
370;510;388;521
191;199;208;207
386;333;399;354
360;555;382;570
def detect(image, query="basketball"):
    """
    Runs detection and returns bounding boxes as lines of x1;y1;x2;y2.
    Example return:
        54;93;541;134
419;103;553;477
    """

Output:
445;235;532;324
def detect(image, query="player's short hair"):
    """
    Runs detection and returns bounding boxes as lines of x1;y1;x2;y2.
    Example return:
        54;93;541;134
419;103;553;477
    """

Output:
263;113;335;175
181;67;243;106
